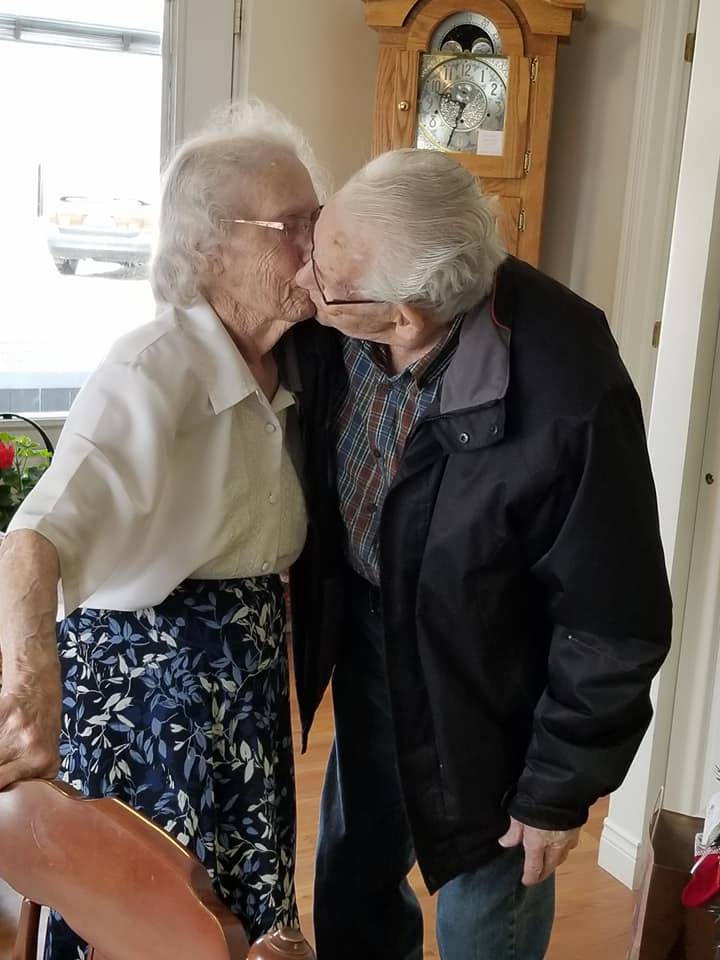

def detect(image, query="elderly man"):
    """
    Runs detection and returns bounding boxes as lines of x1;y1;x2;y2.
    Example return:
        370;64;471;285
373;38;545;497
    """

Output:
287;149;672;960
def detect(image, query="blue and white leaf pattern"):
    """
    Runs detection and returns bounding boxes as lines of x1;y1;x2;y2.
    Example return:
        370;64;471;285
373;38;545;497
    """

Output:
44;576;297;958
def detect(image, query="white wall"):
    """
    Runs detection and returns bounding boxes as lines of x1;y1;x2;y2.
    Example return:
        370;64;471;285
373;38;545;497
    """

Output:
8;2;651;420
7;1;647;390
541;0;646;317
239;0;378;191
239;0;646;310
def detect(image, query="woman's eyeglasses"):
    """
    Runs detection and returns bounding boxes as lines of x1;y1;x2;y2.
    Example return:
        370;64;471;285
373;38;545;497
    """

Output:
220;207;383;307
219;213;316;245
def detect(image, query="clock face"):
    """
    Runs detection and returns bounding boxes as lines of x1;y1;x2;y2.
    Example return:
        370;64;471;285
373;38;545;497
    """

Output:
430;12;504;57
416;55;508;155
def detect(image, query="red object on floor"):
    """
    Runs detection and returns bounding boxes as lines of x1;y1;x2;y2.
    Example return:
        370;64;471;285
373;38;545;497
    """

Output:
682;852;720;908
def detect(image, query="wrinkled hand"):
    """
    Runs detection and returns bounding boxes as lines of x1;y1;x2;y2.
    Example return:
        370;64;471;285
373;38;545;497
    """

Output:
499;817;581;886
0;665;61;790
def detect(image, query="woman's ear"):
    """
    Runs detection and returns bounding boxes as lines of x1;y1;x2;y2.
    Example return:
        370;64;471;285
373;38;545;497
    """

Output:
196;248;224;278
207;254;225;277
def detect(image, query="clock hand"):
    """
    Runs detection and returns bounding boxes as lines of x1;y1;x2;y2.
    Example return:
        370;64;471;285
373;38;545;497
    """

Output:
447;101;468;148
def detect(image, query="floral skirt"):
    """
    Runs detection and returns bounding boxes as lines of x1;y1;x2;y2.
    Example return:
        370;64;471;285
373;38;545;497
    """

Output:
45;576;297;958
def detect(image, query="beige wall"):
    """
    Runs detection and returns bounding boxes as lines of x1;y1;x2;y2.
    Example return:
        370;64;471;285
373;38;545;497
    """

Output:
540;0;646;315
240;0;378;191
242;0;645;317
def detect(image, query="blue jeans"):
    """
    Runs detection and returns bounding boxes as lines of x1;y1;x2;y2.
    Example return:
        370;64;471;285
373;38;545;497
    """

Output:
437;848;555;959
314;574;555;960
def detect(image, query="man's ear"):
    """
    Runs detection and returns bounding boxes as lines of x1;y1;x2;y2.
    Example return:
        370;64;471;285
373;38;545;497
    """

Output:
395;303;431;337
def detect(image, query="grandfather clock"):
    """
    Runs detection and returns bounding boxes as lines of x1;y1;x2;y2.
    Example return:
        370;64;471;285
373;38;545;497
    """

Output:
363;0;585;264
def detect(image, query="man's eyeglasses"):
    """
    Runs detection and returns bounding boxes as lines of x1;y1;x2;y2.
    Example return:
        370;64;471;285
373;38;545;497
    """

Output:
309;206;383;307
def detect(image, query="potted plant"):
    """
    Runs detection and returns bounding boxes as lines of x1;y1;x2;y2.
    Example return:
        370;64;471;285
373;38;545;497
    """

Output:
0;419;53;533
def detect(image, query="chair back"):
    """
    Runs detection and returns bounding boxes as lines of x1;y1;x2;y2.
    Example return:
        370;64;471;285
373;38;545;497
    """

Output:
0;779;250;960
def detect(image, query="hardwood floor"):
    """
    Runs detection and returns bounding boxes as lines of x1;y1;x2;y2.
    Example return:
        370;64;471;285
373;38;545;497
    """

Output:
0;687;635;959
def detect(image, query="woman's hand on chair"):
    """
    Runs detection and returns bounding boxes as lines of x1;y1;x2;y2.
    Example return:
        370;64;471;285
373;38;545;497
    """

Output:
0;530;62;790
0;658;62;790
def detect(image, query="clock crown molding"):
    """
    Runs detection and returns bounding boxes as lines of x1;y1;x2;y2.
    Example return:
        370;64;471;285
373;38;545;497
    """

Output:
363;0;585;36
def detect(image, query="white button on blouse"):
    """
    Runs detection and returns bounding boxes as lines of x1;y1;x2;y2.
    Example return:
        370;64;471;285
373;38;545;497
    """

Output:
8;298;308;619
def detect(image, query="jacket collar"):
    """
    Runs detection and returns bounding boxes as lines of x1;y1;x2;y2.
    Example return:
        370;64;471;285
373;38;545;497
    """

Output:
440;274;511;416
390;266;514;474
176;298;294;415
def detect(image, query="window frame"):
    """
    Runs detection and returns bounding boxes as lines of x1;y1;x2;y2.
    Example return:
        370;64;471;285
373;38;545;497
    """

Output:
0;13;162;54
1;0;235;424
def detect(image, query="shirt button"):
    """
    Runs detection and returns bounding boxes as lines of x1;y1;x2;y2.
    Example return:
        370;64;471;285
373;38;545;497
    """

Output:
372;448;381;458
265;422;277;434
458;432;470;445
261;561;270;573
268;493;277;504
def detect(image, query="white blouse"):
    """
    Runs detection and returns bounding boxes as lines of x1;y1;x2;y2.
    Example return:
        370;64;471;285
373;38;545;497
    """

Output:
8;298;307;618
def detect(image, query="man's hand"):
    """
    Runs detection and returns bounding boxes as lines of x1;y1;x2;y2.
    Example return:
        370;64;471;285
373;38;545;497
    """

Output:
499;817;581;886
0;662;62;790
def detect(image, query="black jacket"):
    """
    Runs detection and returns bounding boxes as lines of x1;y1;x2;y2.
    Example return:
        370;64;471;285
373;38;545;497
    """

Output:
284;257;672;892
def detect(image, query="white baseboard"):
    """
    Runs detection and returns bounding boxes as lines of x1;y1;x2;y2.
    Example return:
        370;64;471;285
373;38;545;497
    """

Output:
598;817;642;890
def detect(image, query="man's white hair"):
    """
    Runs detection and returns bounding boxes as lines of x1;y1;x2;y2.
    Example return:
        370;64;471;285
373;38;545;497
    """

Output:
151;99;325;306
340;149;506;322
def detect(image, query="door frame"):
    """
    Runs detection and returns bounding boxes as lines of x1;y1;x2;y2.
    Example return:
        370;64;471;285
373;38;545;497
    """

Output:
610;0;698;419
664;294;720;815
162;0;234;154
599;0;720;888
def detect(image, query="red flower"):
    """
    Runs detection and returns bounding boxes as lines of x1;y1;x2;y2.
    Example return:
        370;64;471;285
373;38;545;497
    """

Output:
0;441;15;470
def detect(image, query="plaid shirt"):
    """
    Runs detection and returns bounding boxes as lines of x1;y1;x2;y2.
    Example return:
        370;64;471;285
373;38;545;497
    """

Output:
335;322;461;585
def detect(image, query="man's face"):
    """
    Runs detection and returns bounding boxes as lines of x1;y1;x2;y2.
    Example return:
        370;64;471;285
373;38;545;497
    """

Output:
295;200;398;342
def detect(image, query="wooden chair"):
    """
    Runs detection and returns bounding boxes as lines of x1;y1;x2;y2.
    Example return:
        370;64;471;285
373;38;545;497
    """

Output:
0;779;311;960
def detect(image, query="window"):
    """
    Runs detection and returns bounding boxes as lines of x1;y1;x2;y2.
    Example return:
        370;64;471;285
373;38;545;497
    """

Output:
0;1;165;415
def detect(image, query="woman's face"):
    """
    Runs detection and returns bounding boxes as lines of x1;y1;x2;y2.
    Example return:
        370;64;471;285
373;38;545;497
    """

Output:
205;151;319;332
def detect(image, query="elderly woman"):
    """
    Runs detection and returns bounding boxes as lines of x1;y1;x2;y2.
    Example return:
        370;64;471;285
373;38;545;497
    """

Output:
0;101;320;954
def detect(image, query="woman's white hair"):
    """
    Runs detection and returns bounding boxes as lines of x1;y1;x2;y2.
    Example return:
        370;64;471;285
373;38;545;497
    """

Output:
151;99;326;306
340;149;506;322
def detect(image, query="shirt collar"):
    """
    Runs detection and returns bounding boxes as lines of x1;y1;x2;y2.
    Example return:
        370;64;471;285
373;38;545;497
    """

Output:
359;313;463;386
175;297;293;415
413;313;463;386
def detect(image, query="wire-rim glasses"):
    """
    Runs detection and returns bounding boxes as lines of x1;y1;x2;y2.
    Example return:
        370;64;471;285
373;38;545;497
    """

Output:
309;206;383;307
